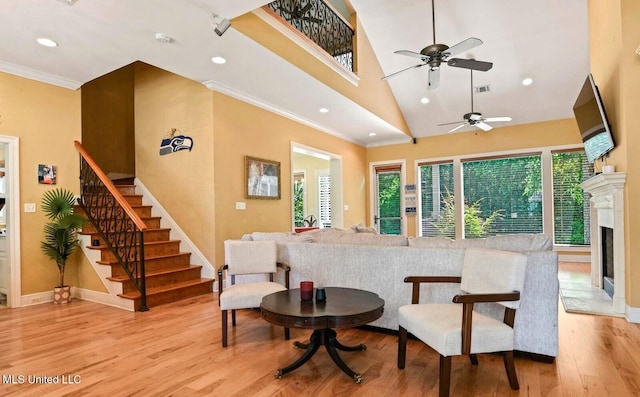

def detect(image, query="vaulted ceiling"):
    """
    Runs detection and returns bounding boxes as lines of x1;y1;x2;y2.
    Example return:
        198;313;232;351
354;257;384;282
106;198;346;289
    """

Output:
0;0;589;147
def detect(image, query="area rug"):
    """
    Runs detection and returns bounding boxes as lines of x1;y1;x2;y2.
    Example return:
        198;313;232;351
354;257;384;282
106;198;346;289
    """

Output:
559;278;623;317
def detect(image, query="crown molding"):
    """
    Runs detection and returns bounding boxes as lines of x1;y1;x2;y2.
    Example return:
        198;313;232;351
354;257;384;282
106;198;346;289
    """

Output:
0;61;81;90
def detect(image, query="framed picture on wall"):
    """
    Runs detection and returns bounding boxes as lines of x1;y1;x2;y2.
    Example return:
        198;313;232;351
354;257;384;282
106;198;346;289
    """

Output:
245;156;281;200
38;164;57;185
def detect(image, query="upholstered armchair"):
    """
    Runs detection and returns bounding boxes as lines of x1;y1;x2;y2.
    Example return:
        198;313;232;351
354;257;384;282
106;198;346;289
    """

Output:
218;240;290;347
398;247;528;396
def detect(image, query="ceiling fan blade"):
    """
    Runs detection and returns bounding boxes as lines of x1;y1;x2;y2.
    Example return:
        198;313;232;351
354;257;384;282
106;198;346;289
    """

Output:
483;116;512;122
395;50;428;59
444;37;483;57
476;122;493;131
438;120;466;126
448;123;468;133
447;58;493;72
427;68;440;90
381;63;426;80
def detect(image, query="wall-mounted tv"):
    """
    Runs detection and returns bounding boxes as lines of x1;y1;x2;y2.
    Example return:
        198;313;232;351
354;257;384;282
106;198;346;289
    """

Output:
573;73;615;163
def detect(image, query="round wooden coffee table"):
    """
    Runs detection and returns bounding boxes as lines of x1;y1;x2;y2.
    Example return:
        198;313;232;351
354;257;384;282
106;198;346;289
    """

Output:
260;287;384;383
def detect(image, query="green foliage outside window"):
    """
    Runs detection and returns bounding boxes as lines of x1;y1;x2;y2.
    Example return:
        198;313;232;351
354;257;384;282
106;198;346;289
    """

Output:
430;189;505;238
293;180;304;227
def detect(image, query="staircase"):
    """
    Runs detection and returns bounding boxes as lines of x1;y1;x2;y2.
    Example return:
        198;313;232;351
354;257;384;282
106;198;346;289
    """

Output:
80;183;214;310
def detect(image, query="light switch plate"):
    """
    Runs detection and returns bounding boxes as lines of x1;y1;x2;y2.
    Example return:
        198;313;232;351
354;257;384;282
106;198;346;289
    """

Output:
24;203;36;212
235;202;246;210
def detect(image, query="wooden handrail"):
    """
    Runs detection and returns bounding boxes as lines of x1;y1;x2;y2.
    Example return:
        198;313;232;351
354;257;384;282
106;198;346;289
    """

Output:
74;141;147;232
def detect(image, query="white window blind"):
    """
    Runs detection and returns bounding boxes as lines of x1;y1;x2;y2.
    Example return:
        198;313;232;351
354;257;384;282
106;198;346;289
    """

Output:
419;162;455;238
462;154;543;238
552;150;594;245
318;173;331;228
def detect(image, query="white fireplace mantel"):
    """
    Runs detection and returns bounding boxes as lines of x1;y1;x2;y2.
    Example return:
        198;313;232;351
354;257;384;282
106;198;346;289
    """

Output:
580;172;626;314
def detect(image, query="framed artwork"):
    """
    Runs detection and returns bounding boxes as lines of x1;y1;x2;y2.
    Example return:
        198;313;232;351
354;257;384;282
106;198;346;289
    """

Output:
38;164;57;185
245;156;281;200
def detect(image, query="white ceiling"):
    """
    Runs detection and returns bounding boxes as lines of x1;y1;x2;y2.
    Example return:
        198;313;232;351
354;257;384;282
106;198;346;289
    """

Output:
0;0;589;147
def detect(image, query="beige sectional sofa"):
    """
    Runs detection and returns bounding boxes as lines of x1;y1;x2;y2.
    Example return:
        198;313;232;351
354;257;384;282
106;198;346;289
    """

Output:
239;229;559;361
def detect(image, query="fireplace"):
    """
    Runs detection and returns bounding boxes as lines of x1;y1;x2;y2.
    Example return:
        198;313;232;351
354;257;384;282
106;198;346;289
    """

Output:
601;226;614;298
580;172;626;314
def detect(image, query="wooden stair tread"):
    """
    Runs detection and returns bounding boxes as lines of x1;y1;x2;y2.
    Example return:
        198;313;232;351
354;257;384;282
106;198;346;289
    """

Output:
107;265;203;282
86;239;180;250
80;227;171;236
118;278;214;299
97;252;191;265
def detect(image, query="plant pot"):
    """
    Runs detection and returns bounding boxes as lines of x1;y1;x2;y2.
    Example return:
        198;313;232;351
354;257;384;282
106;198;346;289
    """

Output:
53;286;71;304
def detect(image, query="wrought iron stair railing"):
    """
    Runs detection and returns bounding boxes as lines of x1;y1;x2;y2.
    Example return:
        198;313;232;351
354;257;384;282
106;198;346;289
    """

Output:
74;141;149;311
265;0;354;71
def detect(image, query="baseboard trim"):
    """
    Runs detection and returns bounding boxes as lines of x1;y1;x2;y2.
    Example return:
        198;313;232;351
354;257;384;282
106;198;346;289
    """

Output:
73;288;134;311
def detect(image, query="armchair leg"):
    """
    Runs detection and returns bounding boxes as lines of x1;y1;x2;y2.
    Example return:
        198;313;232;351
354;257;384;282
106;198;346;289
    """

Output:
469;354;478;365
232;309;236;326
503;351;519;390
439;355;451;397
222;310;228;347
398;326;408;369
284;327;290;340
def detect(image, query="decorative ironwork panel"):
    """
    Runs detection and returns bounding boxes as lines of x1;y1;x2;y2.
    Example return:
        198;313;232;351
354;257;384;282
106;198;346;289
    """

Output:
267;0;354;71
78;157;146;300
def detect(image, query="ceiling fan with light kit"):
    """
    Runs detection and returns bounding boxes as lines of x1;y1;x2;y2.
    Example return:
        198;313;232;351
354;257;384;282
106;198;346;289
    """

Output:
381;0;493;89
439;70;512;132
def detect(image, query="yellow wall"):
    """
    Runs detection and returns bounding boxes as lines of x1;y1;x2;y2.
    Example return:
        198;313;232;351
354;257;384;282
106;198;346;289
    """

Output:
292;153;330;221
366;118;583;235
212;92;366;267
233;10;411;137
0;72;104;294
589;0;640;306
134;64;216;262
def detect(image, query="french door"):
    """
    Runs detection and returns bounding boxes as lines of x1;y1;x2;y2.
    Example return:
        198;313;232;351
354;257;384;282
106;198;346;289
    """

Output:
373;164;402;235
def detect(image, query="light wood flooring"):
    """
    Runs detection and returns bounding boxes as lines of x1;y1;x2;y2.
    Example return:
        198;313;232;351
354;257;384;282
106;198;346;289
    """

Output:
1;262;640;396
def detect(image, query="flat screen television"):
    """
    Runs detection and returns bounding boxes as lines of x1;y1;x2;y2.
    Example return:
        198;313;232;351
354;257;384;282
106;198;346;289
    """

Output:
572;73;615;163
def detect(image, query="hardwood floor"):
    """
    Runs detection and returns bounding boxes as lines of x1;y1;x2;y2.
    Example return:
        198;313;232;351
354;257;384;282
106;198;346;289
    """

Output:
2;263;640;396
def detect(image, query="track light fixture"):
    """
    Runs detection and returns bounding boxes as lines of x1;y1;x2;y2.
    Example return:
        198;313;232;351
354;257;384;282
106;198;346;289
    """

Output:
211;13;231;37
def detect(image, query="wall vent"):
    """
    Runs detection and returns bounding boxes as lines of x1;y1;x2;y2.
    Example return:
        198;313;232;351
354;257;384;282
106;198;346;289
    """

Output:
474;85;491;94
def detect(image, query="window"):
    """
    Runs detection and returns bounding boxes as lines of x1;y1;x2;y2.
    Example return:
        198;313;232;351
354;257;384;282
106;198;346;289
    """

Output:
318;172;331;228
375;166;402;235
462;155;542;238
293;172;305;227
552;151;594;245
419;162;455;238
417;147;594;247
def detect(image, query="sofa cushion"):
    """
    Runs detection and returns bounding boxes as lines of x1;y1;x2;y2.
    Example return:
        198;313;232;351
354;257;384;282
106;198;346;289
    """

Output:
450;234;553;251
334;233;408;246
251;232;313;243
408;236;453;248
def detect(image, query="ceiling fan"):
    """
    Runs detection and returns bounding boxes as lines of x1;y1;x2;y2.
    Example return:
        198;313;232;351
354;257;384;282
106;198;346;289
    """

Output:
381;0;493;89
439;70;512;132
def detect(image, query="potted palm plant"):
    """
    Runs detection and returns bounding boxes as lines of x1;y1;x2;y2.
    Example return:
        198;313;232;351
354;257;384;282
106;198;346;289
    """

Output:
40;188;87;304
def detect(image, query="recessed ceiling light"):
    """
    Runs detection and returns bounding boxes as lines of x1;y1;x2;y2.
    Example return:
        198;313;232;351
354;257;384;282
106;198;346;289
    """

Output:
420;97;430;104
36;37;58;47
319;108;329;113
57;0;79;5
211;56;226;64
155;33;173;44
522;78;533;86
369;132;377;136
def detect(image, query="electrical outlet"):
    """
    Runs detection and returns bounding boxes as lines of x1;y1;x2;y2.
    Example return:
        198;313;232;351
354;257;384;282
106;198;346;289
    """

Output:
24;203;36;213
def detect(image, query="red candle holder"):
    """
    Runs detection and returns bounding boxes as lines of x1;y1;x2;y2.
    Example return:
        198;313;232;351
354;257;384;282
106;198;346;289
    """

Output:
300;281;314;301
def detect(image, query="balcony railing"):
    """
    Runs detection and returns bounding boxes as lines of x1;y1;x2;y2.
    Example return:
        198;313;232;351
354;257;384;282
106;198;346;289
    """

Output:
266;0;354;71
